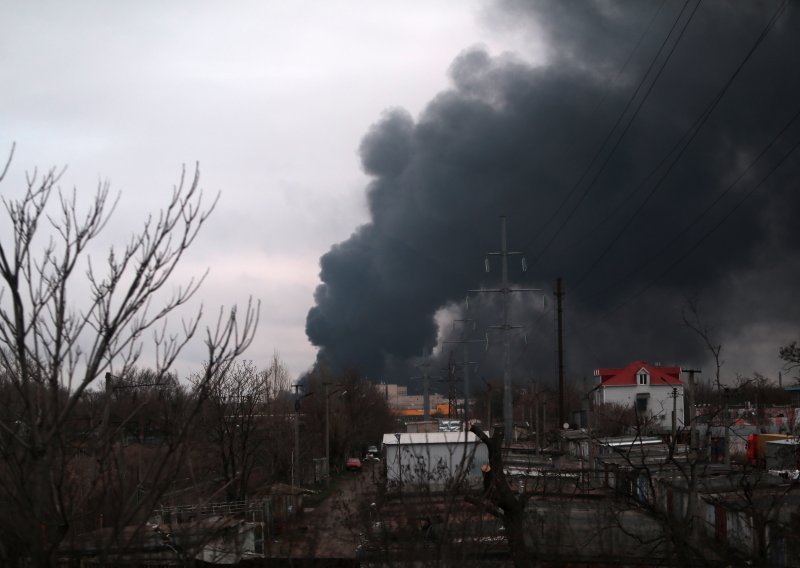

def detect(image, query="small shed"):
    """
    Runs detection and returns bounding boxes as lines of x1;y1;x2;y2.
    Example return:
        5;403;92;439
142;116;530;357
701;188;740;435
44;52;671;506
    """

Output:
382;432;488;491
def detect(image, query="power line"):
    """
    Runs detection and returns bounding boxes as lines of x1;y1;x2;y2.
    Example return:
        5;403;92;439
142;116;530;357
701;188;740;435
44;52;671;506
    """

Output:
525;0;699;265
587;128;800;325
520;0;669;251
569;0;791;292
581;100;800;304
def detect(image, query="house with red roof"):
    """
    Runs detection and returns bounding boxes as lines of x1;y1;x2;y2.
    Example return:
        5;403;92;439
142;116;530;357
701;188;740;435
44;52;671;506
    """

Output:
594;361;685;428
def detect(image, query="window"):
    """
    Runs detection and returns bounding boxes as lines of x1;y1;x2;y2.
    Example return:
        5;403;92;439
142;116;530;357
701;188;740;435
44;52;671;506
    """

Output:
635;393;649;413
637;370;649;385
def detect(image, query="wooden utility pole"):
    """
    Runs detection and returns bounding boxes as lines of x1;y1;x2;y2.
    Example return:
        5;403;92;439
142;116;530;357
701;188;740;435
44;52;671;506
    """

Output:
555;278;566;428
671;387;678;444
291;385;312;488
682;368;702;452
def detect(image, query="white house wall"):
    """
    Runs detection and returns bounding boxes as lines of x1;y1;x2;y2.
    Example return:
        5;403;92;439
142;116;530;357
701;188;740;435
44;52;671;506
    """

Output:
598;385;685;427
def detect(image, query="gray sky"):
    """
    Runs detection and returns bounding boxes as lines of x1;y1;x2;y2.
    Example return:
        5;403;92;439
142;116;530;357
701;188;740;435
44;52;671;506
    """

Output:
4;1;799;388
2;1;537;381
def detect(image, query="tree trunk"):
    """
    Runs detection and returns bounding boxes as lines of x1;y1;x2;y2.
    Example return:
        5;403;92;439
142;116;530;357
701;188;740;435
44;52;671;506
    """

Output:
470;424;535;568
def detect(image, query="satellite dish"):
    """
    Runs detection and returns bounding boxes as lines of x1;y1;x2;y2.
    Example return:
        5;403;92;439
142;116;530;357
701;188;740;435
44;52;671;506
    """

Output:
563;422;570;430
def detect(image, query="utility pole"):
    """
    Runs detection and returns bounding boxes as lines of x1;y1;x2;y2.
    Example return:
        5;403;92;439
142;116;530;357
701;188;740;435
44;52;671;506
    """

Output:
445;352;458;419
671;387;678;446
292;384;300;491
542;399;548;441
484;380;493;432
324;382;334;481
412;359;435;420
324;383;330;480
291;384;312;489
532;381;541;453
723;386;731;466
323;382;345;484
681;368;701;453
555;278;566;429
470;215;540;445
445;318;481;428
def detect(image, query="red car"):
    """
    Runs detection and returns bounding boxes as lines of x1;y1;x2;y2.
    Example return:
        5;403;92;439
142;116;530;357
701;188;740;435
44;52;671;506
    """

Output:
345;457;362;471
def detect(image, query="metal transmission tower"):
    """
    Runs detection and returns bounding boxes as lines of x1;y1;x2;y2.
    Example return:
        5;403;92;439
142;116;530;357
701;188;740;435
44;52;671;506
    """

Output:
412;358;437;420
445;318;481;427
445;351;458;419
470;216;541;445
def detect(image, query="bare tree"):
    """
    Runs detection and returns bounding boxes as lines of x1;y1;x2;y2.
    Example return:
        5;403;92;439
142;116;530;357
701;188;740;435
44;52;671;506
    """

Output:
194;359;273;502
779;341;800;382
469;424;534;568
0;147;258;566
593;402;638;438
682;298;724;390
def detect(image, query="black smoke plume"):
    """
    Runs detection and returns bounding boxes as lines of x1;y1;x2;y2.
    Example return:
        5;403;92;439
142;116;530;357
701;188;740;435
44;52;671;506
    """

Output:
306;1;800;388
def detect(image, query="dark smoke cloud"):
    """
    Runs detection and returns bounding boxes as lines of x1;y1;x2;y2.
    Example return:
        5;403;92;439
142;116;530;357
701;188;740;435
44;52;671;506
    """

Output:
307;0;800;388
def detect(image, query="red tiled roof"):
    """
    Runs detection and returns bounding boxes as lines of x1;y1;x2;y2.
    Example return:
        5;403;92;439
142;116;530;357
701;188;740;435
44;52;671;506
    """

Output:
593;361;683;387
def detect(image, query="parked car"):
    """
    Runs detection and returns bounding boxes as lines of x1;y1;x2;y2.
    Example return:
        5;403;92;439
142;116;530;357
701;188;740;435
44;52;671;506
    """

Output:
346;457;362;471
367;445;379;454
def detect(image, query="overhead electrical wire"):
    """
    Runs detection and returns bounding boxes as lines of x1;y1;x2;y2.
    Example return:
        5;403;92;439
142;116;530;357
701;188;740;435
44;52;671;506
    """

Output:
523;0;699;264
485;0;697;383
586;126;800;327
519;0;669;248
503;0;790;385
581;100;800;305
569;0;791;292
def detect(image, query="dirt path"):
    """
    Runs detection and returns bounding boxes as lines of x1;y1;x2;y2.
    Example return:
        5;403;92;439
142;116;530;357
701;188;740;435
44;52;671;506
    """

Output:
276;462;382;561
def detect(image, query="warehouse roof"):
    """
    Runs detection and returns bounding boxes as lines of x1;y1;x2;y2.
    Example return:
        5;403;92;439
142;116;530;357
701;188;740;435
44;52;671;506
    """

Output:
382;432;480;446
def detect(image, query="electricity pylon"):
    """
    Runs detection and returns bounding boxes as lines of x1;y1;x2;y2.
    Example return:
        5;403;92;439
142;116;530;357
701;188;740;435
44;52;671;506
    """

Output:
470;215;541;445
